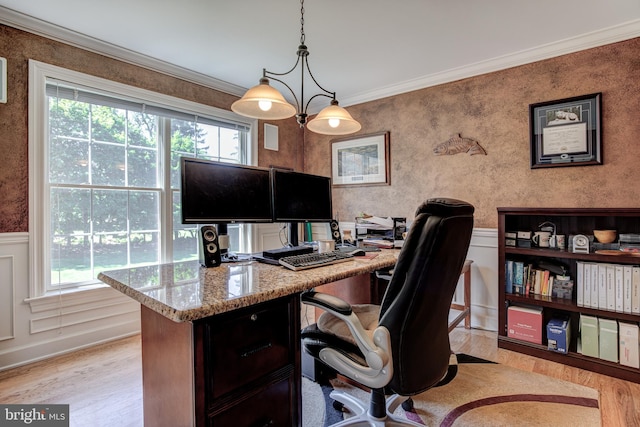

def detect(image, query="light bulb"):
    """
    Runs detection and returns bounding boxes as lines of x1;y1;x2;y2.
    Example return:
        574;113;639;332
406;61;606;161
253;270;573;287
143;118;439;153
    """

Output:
328;118;340;128
258;100;272;111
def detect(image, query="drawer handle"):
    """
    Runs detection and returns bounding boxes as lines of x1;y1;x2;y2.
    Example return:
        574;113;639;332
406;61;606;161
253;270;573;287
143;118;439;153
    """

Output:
240;341;272;358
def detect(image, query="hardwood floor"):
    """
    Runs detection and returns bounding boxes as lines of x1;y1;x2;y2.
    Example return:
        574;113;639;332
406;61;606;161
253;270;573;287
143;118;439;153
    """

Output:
1;328;639;426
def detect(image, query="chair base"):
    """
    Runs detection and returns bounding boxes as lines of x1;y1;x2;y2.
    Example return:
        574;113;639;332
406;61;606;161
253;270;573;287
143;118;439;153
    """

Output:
328;390;423;426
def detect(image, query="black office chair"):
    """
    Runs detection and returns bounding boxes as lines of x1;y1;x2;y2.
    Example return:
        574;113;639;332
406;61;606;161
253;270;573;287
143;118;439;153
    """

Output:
301;198;474;426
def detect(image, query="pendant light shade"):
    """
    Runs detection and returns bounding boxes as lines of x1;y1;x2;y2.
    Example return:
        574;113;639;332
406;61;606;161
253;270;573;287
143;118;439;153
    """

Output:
306;100;361;135
231;0;361;135
231;78;297;120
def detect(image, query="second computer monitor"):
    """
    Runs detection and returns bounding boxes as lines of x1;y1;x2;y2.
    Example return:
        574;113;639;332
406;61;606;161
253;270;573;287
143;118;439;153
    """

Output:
271;169;333;223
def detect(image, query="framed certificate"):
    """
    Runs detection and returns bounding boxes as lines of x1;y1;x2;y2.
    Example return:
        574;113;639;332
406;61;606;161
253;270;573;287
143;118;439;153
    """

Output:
529;93;602;169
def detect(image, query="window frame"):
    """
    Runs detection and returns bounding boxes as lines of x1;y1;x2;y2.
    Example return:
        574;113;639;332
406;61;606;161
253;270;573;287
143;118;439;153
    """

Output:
28;60;257;299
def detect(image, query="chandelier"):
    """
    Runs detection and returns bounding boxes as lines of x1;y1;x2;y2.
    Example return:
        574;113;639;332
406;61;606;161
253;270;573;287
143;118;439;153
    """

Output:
231;0;361;135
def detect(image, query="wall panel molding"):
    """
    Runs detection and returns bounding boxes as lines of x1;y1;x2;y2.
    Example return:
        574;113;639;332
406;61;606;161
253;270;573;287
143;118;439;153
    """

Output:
0;232;28;245
0;232;141;372
0;256;15;341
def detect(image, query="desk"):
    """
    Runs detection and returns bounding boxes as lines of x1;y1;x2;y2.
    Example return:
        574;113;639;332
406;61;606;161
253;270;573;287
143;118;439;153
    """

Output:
98;251;399;426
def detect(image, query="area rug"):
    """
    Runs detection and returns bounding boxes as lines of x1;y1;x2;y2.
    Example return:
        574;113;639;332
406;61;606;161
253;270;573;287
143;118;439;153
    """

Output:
302;354;600;426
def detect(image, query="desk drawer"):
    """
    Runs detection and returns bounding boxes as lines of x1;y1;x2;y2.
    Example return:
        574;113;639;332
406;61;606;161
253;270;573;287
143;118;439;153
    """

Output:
209;375;294;426
206;299;293;399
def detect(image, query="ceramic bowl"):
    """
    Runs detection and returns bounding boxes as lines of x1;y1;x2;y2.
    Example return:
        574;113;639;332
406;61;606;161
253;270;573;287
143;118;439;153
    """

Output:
593;229;617;244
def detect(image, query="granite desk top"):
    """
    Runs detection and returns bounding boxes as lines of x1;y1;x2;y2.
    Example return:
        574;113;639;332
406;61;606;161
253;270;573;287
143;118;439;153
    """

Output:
98;250;399;322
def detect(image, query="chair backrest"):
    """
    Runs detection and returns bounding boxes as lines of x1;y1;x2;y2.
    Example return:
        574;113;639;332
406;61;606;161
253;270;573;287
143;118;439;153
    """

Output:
378;198;474;395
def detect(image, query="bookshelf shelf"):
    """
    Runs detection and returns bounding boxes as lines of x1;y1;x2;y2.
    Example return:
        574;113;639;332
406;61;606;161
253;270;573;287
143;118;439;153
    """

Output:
498;207;640;383
497;336;640;383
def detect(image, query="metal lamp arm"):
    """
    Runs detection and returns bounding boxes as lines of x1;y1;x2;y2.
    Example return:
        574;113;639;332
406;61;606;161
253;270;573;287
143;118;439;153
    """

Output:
263;66;302;112
303;92;334;116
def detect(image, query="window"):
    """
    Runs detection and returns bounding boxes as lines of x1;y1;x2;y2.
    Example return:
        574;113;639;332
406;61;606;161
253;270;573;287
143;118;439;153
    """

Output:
29;61;256;295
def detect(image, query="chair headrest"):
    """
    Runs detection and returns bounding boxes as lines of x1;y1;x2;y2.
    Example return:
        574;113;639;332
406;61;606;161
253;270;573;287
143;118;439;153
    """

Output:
415;198;474;217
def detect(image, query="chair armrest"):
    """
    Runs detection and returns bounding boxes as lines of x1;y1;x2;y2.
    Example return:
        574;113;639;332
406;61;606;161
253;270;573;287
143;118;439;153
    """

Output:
301;290;393;388
301;290;352;316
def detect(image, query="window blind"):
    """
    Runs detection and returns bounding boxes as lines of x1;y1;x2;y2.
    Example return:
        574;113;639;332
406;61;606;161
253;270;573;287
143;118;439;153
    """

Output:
46;79;250;131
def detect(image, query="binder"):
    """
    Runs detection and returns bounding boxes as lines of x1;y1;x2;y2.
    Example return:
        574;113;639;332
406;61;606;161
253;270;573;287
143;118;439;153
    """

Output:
590;263;599;309
632;266;640;314
623;265;632;314
606;264;615;311
615;264;624;313
598;264;608;310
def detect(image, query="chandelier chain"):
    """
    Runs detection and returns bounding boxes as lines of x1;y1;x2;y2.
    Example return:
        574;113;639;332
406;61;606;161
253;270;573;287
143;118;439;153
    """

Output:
300;0;305;45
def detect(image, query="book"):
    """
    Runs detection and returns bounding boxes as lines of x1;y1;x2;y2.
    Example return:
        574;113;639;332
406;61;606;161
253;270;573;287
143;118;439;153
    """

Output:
533;269;543;295
513;261;524;294
541;270;550;295
505;260;514;294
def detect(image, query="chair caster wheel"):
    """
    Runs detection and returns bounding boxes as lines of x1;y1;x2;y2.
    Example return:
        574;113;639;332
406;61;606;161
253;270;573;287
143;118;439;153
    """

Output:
401;398;414;411
332;400;345;411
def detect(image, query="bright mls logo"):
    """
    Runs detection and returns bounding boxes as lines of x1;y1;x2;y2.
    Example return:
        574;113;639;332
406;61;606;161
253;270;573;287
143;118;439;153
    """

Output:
0;405;69;426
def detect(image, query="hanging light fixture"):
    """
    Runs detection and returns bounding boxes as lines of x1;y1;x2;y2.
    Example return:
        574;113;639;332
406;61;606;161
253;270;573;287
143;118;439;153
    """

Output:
231;0;361;135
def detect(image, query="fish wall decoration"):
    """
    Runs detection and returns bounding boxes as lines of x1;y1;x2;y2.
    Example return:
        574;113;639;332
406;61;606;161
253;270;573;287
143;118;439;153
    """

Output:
433;133;487;156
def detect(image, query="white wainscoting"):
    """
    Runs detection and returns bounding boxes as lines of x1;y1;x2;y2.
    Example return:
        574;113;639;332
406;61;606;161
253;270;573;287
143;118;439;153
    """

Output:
459;228;499;331
0;254;15;341
0;232;140;372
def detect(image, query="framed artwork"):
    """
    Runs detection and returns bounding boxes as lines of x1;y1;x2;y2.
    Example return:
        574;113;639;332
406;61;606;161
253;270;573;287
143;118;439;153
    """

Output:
331;131;390;186
529;93;602;169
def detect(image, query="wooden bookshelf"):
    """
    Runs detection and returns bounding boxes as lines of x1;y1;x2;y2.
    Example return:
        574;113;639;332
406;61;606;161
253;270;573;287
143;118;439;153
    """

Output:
498;207;640;383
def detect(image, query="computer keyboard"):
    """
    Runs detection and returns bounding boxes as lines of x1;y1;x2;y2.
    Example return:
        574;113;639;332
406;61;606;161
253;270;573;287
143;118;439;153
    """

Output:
279;251;355;271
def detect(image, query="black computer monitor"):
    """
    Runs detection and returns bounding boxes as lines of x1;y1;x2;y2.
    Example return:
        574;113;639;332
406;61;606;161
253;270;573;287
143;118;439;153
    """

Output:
271;169;333;245
180;157;272;224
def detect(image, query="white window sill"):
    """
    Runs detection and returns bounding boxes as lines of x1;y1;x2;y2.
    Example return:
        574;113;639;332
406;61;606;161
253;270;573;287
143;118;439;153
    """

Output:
24;283;134;314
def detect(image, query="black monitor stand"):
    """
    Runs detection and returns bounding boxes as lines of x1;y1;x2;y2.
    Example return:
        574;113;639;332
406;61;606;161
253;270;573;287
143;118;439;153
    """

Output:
215;223;236;262
288;221;300;247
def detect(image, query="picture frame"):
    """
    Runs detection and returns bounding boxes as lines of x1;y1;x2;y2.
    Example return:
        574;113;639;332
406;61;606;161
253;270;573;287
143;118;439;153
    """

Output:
529;93;602;169
331;131;390;186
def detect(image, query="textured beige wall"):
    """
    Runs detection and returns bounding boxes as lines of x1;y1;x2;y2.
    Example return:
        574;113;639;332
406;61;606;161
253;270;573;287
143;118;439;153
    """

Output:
0;24;301;233
304;38;640;228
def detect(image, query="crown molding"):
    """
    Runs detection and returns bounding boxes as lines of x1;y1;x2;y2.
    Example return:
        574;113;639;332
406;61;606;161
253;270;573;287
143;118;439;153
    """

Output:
0;6;247;98
342;19;640;107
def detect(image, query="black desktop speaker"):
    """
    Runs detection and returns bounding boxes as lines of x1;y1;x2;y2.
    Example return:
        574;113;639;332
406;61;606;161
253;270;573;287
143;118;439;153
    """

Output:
330;220;342;244
199;225;221;267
